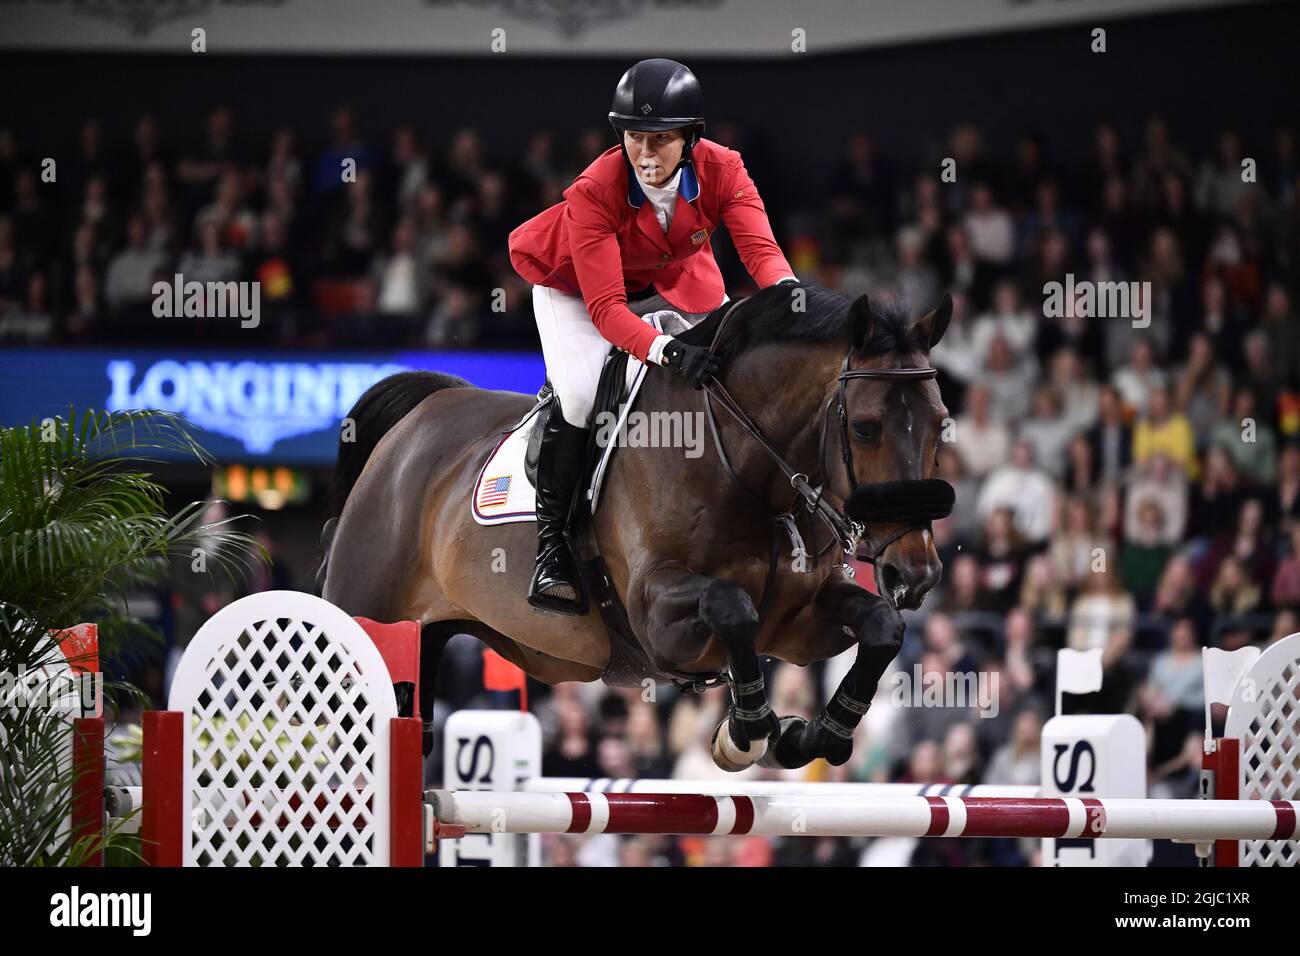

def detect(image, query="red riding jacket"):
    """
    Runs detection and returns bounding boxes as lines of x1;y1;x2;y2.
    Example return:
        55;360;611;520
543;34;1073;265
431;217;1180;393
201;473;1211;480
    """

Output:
508;138;794;363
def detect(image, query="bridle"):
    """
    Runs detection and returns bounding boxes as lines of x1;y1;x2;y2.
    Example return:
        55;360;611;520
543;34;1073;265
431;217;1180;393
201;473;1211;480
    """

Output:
699;298;951;580
822;358;943;560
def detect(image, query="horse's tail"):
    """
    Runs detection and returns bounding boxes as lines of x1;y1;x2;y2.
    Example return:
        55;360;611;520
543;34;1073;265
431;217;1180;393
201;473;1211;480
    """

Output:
316;370;470;591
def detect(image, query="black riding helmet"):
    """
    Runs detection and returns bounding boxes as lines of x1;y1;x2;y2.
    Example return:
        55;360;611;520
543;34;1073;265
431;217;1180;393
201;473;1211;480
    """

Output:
608;58;706;168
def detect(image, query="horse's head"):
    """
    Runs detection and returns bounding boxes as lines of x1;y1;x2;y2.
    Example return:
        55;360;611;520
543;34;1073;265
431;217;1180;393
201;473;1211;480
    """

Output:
836;293;954;610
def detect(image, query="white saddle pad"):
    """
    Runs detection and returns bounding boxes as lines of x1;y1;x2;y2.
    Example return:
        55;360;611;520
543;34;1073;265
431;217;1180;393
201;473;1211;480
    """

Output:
472;312;681;526
470;407;544;525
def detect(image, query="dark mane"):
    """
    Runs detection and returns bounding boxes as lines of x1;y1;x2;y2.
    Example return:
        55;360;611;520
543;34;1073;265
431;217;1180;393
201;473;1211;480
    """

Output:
678;282;928;362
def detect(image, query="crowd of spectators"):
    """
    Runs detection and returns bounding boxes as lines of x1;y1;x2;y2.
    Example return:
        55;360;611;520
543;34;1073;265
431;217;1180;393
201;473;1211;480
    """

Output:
0;107;592;347
8;106;1299;865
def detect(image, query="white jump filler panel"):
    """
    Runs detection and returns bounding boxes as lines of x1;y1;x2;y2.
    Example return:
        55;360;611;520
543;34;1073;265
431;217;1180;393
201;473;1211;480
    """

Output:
440;709;542;867
1040;714;1149;867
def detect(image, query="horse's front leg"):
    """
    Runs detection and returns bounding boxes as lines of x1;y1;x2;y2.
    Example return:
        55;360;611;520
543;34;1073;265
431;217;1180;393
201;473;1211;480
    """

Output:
764;577;905;770
638;568;780;772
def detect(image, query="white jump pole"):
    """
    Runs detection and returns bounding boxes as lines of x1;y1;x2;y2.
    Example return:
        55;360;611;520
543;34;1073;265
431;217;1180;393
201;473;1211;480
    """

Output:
428;790;1300;843
526;778;1038;798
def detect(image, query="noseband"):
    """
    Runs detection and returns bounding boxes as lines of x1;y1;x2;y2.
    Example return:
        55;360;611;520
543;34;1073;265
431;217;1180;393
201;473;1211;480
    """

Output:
699;299;954;574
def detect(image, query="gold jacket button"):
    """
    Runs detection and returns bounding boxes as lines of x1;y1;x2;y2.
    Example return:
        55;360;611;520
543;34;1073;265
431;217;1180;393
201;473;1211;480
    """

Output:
661;252;671;260
655;264;666;269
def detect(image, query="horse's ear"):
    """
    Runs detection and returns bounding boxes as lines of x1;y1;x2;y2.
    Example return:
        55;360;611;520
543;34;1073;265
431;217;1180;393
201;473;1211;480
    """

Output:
917;293;953;350
849;294;874;354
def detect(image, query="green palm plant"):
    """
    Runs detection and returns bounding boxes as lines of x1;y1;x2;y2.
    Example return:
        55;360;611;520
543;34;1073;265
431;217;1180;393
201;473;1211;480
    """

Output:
0;407;265;865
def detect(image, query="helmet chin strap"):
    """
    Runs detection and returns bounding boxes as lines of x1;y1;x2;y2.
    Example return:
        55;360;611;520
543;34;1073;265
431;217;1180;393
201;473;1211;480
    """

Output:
680;127;699;167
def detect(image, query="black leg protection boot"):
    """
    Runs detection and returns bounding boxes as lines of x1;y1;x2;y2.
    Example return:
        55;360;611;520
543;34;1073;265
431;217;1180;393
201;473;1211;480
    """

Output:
527;411;590;615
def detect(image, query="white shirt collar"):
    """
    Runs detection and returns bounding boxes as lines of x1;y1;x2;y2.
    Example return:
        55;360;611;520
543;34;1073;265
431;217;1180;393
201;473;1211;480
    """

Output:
639;166;682;200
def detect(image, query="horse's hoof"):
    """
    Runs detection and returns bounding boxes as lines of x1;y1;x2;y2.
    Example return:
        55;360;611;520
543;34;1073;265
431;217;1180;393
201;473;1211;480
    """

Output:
822;733;853;767
758;716;813;770
710;715;768;772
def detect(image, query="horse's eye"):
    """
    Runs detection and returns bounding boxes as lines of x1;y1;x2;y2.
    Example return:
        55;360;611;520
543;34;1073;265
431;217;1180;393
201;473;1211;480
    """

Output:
851;420;879;443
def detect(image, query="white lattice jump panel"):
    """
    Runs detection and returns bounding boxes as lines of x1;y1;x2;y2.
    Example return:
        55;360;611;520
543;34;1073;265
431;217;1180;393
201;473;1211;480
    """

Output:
167;591;399;866
1225;635;1300;866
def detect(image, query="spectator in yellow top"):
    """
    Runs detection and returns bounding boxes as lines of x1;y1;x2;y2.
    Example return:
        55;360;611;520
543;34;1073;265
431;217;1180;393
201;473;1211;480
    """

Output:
1133;384;1199;480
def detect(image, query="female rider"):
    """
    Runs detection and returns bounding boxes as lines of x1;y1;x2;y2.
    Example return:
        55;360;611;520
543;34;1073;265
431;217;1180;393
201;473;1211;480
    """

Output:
508;57;797;614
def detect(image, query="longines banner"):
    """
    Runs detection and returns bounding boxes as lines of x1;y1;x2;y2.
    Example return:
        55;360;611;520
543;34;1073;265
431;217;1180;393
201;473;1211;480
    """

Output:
0;347;545;465
0;0;1265;55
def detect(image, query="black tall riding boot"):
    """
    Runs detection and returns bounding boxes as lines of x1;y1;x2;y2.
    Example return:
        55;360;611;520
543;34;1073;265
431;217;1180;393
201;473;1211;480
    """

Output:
527;411;590;615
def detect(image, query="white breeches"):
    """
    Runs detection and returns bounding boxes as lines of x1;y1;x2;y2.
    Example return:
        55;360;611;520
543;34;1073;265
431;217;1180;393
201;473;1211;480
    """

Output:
532;285;722;426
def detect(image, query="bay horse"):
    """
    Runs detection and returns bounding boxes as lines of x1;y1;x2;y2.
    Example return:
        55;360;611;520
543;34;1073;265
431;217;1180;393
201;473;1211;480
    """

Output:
320;283;954;771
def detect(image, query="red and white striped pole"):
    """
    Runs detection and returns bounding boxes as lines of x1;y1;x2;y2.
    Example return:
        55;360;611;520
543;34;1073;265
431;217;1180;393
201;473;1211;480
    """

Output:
427;790;1300;843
